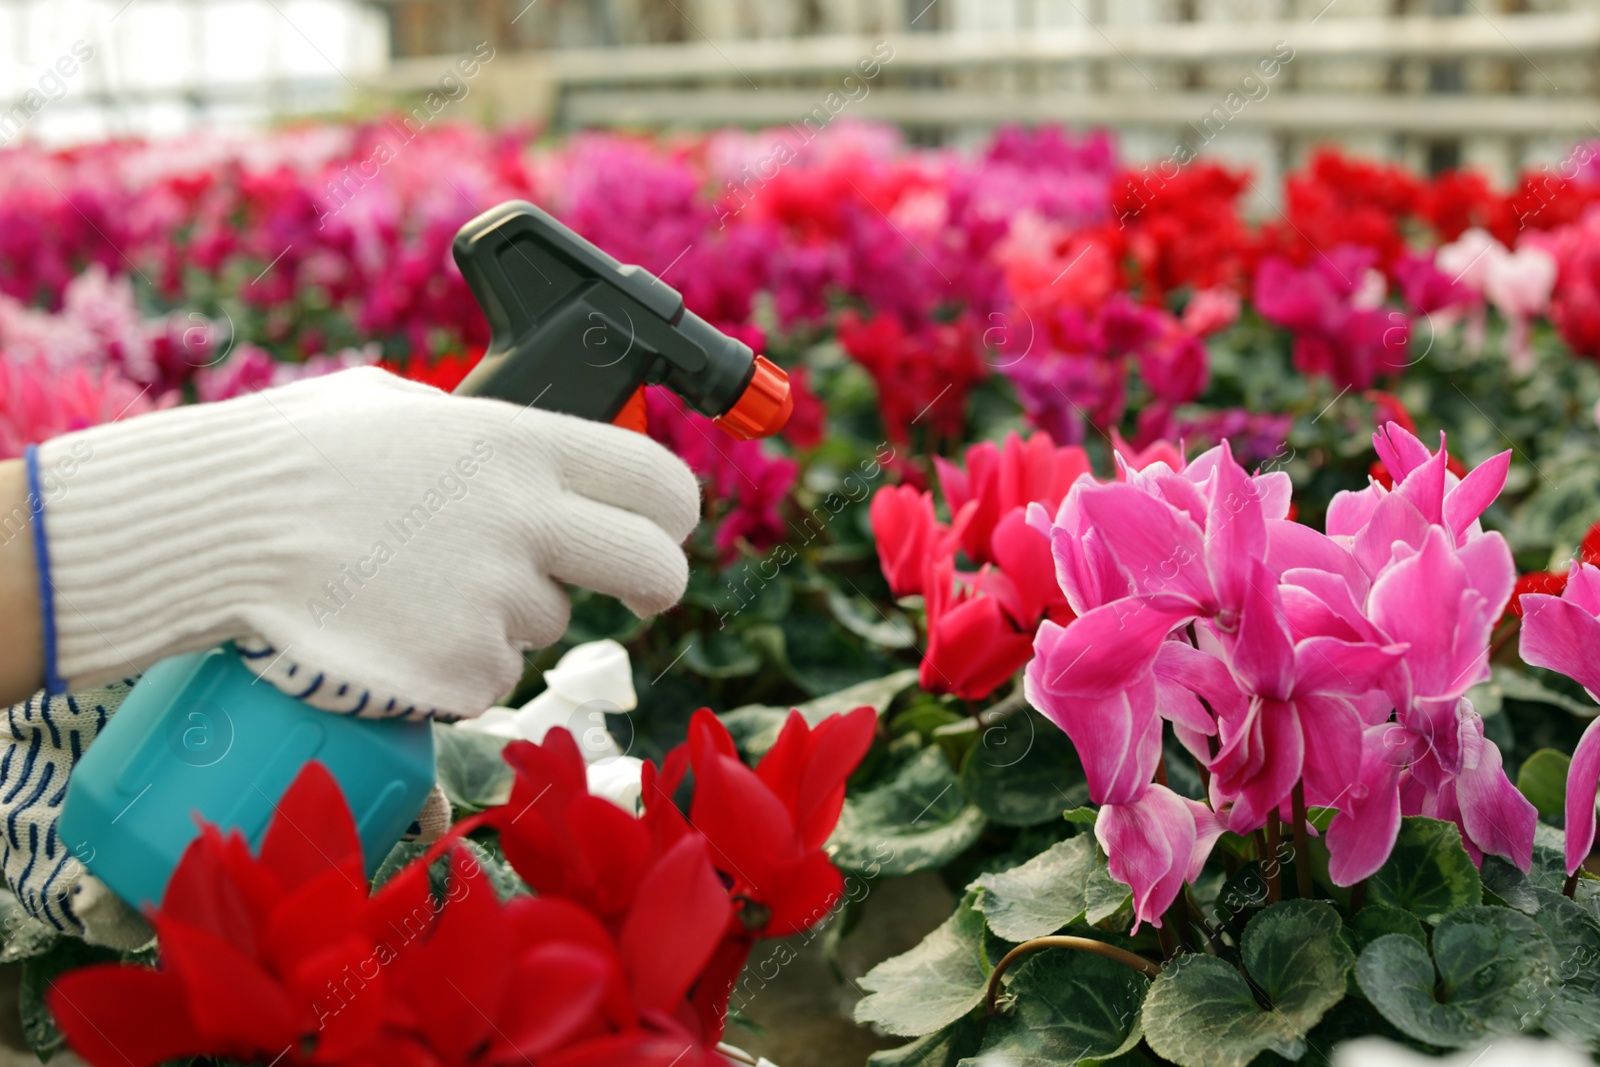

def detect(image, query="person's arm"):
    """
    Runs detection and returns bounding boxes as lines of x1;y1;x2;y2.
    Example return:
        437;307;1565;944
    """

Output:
0;460;43;706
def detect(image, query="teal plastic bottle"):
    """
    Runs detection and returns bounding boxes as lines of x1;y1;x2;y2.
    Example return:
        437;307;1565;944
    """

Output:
59;647;434;909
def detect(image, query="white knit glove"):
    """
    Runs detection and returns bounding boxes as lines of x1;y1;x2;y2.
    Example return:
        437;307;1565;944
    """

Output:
35;366;699;721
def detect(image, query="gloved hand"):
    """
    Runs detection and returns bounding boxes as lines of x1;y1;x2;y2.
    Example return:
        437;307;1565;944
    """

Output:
34;366;700;720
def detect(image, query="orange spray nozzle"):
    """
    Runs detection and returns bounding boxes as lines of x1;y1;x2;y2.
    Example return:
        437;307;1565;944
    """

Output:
714;356;792;441
610;356;792;441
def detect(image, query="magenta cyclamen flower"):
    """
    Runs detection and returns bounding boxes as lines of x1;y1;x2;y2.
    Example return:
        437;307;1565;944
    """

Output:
1294;427;1532;884
1023;423;1535;928
1206;560;1405;832
1311;425;1533;882
1095;785;1223;933
1517;561;1600;876
1024;442;1290;926
1253;245;1410;389
1323;527;1530;883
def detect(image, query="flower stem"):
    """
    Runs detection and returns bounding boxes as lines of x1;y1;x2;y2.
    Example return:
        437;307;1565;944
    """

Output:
1489;616;1521;661
1185;890;1222;954
1264;813;1283;904
1155;913;1180;960
1291;781;1314;900
1565;870;1580;900
1164;894;1197;955
1350;879;1366;913
985;936;1162;1013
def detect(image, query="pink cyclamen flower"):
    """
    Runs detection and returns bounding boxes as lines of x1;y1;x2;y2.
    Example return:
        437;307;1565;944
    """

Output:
1484;244;1557;322
1326;423;1511;578
1318;425;1531;883
0;358;171;459
1203;560;1404;832
1517;561;1600;876
1109;430;1187;477
1394;251;1474;315
1137;327;1208;405
1326;697;1533;884
646;388;797;558
1435;229;1556;368
1024;441;1288;804
1366;525;1511;763
1485;244;1557;369
1096;785;1222;932
1180;288;1241;337
1435;228;1499;293
1253;246;1411;389
1055;440;1287;630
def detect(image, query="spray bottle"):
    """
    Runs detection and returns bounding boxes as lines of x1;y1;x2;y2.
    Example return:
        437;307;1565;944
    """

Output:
59;200;791;910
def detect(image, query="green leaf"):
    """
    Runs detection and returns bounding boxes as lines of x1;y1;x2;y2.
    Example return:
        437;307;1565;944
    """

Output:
1518;748;1574;818
1063;806;1098;826
679;630;762;679
564;587;652;644
795;669;917;724
1199;860;1272;940
374;838;526;903
0;911;62;965
970;836;1129;941
778;613;900;697
1339;905;1427;1001
684;562;793;623
1368;816;1482;924
1481;824;1569;914
1304;806;1338;832
959;709;1088;827
1355;907;1554;1048
1528;887;1600;1045
855;892;991;1038
1341;905;1427;956
829;589;917;648
1141;960;1299;1067
1142;901;1354;1067
20;937;122;1060
724;669;914;758
1482;666;1597;718
964;949;1147;1066
431;723;512;813
930;716;981;767
891;701;966;741
829;744;987;877
867;1018;984;1067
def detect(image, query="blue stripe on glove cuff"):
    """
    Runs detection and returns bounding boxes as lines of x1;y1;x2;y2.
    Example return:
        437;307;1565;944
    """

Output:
23;446;64;698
